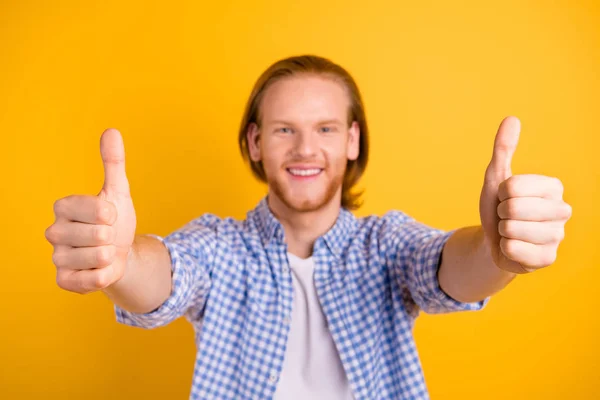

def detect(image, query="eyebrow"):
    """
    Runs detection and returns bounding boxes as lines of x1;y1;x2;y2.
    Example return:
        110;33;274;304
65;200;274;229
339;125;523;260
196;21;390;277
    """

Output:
268;119;345;126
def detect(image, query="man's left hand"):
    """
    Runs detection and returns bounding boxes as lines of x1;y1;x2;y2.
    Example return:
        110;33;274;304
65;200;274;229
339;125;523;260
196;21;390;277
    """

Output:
479;116;572;274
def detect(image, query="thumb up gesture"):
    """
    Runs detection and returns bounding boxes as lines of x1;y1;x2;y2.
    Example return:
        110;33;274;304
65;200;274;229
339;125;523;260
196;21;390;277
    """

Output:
45;129;137;293
479;117;572;274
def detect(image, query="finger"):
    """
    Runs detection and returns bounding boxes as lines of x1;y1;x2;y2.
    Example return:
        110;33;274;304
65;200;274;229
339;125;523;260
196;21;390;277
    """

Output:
53;195;117;224
498;220;565;245
485;116;520;184
100;128;130;196
45;221;115;247
498;175;564;202
52;245;116;270
56;266;114;293
499;238;557;268
497;198;572;221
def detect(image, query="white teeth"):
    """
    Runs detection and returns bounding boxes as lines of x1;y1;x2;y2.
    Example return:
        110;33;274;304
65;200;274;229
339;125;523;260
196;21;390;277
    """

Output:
288;168;321;176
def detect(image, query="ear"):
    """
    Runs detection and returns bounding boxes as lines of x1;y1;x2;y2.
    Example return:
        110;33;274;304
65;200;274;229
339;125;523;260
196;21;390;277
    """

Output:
247;122;261;162
347;121;360;161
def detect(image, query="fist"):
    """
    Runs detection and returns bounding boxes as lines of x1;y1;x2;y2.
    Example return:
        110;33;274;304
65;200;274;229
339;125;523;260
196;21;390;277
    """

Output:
45;129;137;293
479;117;572;274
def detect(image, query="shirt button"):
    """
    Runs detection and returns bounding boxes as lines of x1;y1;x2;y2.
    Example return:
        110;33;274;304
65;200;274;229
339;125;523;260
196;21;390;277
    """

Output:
269;372;278;383
282;266;289;273
283;316;291;325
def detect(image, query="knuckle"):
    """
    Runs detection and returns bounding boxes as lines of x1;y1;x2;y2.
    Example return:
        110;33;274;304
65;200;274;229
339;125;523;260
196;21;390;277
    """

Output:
52;250;65;268
55;270;65;289
564;203;573;219
95;202;109;224
96;246;115;267
499;220;515;237
501;238;518;258
45;225;58;243
56;269;75;292
53;198;66;216
56;269;90;294
56;275;68;290
94;225;111;244
92;270;110;290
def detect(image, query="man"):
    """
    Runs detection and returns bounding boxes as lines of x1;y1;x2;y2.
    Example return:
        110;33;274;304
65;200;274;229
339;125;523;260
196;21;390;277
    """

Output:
45;55;572;399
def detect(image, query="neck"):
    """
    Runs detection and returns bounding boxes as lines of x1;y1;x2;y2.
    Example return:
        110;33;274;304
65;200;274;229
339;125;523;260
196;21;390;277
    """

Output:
267;192;341;259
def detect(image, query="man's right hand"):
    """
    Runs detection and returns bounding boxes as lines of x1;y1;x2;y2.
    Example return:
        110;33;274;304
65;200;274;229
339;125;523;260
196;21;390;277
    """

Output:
46;129;137;294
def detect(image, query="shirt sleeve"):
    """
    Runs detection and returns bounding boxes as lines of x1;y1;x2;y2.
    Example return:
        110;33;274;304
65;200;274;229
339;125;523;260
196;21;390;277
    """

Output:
114;214;220;329
379;211;490;314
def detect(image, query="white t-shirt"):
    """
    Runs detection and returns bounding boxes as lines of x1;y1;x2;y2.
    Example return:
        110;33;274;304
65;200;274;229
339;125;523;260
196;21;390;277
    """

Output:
273;252;355;400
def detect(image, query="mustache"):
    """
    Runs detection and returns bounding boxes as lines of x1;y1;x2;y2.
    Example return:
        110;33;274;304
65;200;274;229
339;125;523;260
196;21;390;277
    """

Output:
283;155;325;163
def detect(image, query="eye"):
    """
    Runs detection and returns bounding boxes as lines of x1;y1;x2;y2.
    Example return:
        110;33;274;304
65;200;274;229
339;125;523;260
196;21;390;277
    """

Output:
320;126;335;133
277;127;293;134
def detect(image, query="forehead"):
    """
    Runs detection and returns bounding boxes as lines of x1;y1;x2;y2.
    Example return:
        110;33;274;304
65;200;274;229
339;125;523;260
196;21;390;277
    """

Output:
260;74;349;124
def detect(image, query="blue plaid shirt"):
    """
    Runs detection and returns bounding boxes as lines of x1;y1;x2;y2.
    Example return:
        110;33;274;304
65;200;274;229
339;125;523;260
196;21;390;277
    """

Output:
115;197;488;399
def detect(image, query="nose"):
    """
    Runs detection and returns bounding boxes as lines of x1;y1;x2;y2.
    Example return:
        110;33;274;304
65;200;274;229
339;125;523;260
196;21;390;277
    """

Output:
294;130;318;157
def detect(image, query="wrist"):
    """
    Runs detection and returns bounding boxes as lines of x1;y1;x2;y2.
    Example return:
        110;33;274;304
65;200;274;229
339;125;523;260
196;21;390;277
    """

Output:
479;227;518;283
104;238;138;293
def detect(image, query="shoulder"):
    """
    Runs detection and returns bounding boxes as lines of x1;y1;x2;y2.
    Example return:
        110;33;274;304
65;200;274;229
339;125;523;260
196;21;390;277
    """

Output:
349;210;440;254
353;209;416;235
170;212;248;234
164;213;254;249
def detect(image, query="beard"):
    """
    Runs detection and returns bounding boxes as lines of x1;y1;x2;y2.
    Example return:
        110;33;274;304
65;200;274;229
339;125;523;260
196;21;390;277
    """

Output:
267;166;345;213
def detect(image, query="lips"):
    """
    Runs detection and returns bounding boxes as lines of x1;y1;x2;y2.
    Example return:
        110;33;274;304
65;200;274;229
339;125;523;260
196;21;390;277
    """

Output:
287;168;322;177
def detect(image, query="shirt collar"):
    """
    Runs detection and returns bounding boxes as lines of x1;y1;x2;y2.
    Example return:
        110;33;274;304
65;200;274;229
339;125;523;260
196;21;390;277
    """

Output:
249;196;358;259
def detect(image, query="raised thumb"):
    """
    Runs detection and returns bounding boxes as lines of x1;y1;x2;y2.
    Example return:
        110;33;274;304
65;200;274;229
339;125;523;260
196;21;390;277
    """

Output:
100;128;130;196
486;116;520;183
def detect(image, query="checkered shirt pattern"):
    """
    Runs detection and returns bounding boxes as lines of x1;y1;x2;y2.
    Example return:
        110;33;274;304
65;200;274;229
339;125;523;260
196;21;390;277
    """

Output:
115;197;488;399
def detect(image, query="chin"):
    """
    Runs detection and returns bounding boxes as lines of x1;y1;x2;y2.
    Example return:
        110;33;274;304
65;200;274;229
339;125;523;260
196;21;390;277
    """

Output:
285;194;328;212
271;183;339;213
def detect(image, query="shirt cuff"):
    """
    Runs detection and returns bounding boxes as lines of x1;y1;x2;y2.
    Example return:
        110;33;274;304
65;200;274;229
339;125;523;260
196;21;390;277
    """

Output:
409;230;490;314
114;234;186;329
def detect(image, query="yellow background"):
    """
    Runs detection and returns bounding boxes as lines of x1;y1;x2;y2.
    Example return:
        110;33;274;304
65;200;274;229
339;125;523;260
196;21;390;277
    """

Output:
1;0;598;398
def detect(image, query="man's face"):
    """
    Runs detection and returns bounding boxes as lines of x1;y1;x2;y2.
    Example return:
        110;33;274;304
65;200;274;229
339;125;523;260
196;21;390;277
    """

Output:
247;75;360;213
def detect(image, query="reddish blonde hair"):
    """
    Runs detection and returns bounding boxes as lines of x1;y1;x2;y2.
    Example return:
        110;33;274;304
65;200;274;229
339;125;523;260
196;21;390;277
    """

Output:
238;55;369;210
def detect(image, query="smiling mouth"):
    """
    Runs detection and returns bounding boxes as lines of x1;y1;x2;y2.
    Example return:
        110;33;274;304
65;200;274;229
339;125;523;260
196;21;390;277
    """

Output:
286;168;323;178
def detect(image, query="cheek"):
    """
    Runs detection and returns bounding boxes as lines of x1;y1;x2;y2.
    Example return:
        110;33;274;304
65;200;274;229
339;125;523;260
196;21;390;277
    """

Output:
323;141;349;165
260;141;287;173
260;154;277;176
